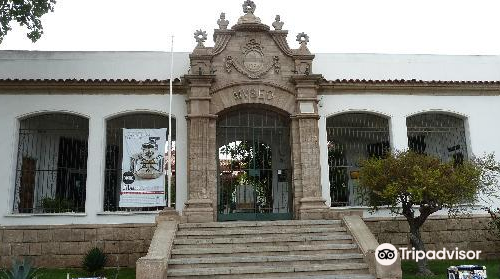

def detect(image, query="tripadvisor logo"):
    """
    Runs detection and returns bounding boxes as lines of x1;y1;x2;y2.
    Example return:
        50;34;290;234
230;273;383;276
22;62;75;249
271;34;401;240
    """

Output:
375;243;482;265
375;243;398;266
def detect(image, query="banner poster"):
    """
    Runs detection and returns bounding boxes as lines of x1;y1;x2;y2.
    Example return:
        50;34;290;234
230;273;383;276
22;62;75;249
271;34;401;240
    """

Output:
119;128;167;207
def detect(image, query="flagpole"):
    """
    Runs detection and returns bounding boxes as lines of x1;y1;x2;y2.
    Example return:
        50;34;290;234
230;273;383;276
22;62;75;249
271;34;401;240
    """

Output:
167;35;174;208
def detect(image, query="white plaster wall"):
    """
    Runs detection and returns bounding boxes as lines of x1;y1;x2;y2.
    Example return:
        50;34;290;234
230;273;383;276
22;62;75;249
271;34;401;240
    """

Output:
0;93;187;225
318;93;500;218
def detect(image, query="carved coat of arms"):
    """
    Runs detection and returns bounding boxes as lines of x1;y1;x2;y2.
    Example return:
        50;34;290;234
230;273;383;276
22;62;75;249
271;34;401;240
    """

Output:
225;38;280;79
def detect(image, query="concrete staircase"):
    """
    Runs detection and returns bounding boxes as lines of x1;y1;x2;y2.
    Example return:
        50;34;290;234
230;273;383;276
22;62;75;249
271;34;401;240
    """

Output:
166;220;374;279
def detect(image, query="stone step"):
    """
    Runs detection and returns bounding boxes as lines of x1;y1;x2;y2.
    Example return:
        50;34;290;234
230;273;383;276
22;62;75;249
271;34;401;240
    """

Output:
246;275;375;279
174;239;353;249
168;273;374;279
176;226;346;237
178;220;342;229
176;231;347;240
169;257;366;269
171;243;358;256
173;233;353;246
168;219;371;278
166;262;370;278
168;253;365;268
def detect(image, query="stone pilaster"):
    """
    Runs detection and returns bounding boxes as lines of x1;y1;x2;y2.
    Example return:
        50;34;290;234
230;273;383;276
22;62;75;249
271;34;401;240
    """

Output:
292;74;330;219
183;75;217;223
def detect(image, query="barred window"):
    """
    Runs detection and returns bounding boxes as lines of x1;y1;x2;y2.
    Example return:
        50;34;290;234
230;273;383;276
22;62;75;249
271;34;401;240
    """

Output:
407;113;468;163
326;113;390;207
104;113;176;211
14;113;89;213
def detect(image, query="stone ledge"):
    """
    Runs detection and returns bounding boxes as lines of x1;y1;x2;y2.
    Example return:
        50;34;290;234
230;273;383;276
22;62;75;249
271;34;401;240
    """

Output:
344;215;402;279
4;213;87;218
96;211;160;216
363;214;491;222
0;223;155;230
136;209;180;279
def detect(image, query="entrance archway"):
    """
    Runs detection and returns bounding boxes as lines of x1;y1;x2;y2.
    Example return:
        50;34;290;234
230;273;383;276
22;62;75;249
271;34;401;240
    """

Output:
216;106;292;221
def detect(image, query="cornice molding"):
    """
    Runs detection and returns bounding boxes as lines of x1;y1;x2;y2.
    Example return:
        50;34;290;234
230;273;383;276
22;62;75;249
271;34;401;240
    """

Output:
319;80;500;95
0;78;186;94
3;78;500;96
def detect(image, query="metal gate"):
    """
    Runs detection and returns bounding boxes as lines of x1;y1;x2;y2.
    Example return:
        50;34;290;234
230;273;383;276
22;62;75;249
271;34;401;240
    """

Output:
217;108;292;221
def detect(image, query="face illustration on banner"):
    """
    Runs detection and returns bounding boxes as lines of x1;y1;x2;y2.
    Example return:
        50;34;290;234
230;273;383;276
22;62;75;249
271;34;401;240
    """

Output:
131;137;164;180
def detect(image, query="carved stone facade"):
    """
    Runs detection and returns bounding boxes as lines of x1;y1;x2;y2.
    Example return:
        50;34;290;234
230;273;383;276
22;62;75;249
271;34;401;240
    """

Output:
182;0;329;222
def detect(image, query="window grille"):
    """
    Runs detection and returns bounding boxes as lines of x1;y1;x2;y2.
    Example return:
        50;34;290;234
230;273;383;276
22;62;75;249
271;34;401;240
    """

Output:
407;113;467;163
104;113;176;211
14;113;89;213
326;113;390;207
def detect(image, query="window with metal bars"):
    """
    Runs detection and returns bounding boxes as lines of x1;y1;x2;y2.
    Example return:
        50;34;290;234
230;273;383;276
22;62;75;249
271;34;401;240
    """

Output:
14;113;89;213
326;113;390;207
104;113;176;211
407;113;468;164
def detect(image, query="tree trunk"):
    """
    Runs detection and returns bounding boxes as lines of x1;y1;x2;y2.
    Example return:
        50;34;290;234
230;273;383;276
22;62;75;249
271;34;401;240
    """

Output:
409;222;434;276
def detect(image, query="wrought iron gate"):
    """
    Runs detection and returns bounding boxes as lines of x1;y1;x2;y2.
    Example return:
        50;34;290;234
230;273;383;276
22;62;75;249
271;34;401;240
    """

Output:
217;108;292;221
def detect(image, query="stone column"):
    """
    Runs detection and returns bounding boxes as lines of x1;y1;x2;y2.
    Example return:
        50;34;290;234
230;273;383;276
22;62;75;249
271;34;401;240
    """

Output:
182;75;217;223
292;75;330;220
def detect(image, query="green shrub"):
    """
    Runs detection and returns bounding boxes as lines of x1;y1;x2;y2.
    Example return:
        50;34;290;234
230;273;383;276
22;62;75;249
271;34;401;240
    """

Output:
2;258;39;279
82;247;107;275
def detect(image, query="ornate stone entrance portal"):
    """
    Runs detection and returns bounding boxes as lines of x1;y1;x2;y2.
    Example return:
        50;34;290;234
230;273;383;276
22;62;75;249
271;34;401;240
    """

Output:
137;3;403;278
182;0;330;222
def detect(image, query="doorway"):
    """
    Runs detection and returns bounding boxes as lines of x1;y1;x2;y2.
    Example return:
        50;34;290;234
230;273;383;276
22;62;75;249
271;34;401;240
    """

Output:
217;107;292;221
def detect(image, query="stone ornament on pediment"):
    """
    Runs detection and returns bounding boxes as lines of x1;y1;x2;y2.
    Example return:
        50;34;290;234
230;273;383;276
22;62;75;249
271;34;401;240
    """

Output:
217;13;229;30
272;15;284;30
193;30;208;47
237;0;262;24
242;0;256;14
296;32;309;45
224;38;280;79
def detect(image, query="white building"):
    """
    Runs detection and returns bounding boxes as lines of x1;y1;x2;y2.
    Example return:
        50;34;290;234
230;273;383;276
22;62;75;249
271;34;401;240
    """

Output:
2;51;499;225
0;0;499;272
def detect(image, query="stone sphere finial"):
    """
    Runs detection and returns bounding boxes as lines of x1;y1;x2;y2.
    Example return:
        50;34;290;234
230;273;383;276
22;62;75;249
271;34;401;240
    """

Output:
272;15;284;30
242;0;256;14
296;32;309;45
194;29;208;47
217;12;229;30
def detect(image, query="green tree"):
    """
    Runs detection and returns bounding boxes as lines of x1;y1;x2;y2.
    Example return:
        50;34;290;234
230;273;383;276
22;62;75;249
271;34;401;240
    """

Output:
358;151;499;276
0;0;56;44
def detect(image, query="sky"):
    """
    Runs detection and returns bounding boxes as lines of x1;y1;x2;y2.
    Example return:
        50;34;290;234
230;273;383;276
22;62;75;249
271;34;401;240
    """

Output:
1;0;500;55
